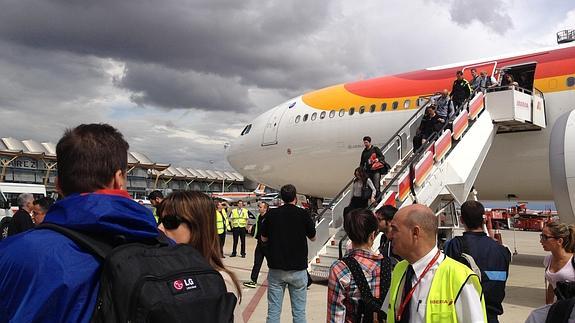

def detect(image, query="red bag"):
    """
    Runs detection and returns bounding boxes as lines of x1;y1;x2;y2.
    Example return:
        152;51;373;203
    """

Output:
369;153;384;171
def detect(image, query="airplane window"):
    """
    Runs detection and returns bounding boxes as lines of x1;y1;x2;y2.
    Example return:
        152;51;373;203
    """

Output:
359;106;365;114
329;110;336;118
240;124;252;136
381;103;387;111
320;111;326;119
295;115;301;123
339;109;345;117
392;101;398;110
311;112;317;121
404;100;410;109
568;77;575;87
303;114;309;122
370;105;376;113
349;108;355;116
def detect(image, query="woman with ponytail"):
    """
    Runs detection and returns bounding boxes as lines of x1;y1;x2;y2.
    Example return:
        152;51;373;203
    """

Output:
541;222;575;304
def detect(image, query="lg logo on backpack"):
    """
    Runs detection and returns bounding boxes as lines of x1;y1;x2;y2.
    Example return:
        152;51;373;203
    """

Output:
170;277;199;295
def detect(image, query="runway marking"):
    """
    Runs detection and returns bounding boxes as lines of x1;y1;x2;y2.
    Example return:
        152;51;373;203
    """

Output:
242;279;268;323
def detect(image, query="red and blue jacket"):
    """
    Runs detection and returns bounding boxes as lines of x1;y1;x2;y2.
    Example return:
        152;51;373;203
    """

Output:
0;190;159;322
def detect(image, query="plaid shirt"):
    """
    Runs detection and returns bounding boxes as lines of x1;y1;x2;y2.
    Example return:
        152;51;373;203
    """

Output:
327;249;383;323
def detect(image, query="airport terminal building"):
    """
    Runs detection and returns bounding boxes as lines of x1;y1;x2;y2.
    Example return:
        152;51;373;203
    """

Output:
0;137;246;201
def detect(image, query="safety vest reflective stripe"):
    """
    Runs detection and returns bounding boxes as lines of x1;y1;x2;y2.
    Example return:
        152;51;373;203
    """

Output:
216;210;229;234
231;208;248;228
387;257;486;323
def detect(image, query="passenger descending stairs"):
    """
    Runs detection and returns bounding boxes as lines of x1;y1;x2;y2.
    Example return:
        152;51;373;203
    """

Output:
308;87;547;280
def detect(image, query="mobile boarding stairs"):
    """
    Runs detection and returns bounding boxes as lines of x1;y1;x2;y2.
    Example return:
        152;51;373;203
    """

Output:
308;86;547;280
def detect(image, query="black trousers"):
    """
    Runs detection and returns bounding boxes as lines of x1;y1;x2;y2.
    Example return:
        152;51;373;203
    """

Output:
343;196;369;218
218;232;226;256
231;227;247;256
250;242;266;282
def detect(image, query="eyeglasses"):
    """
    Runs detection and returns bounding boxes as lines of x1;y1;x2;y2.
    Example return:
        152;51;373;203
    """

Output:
160;214;185;230
540;233;558;241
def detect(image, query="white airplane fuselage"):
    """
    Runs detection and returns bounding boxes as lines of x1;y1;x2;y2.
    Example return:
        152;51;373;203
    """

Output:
228;44;575;201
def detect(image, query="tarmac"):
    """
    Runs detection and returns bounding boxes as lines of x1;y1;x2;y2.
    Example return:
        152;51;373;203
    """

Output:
223;229;548;323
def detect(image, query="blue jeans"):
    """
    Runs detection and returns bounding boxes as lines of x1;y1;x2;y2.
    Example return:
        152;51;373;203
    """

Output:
266;269;308;323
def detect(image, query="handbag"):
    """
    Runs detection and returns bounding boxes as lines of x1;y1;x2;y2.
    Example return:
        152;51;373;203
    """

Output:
361;182;372;200
369;153;384;171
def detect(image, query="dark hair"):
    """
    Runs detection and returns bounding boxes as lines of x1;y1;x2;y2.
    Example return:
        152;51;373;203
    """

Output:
237;200;244;204
280;184;297;203
546;222;575;253
33;197;55;213
470;68;477;73
456;70;463;76
148;190;164;200
161;191;242;300
259;201;269;210
363;136;371;142
56;124;129;196
376;205;398;222
354;167;368;184
344;209;378;244
460;200;485;229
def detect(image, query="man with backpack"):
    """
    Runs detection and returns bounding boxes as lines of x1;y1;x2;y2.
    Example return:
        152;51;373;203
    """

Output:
0;124;183;322
445;201;512;323
360;136;388;199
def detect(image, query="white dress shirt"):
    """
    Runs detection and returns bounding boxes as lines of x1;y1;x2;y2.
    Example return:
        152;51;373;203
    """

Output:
385;246;485;323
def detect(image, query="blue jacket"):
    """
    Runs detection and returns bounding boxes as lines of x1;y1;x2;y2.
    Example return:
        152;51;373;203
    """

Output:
444;231;511;318
0;190;158;322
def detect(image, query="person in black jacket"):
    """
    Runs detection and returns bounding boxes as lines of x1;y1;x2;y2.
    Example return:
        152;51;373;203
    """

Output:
451;70;473;111
359;136;386;199
413;105;444;151
6;193;34;236
243;201;269;288
444;201;512;323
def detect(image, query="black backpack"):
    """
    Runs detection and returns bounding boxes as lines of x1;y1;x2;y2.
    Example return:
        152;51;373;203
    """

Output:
37;223;237;323
341;256;390;323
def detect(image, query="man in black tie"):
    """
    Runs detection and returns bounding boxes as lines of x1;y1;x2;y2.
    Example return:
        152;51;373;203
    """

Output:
383;204;486;323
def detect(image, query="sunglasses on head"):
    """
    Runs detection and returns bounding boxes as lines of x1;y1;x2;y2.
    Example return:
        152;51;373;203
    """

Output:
160;214;185;230
540;233;557;241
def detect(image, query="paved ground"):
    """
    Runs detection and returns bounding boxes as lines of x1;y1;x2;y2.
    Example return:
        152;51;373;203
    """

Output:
223;229;547;322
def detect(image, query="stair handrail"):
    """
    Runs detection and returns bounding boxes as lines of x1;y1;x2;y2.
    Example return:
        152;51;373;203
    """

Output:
316;97;435;221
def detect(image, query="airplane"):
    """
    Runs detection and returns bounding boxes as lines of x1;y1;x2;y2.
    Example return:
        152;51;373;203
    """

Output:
227;40;575;220
210;184;268;203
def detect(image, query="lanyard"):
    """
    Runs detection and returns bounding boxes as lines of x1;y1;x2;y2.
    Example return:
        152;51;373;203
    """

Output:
396;250;441;321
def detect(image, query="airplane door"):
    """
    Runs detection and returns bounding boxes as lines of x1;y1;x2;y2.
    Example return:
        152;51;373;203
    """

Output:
261;101;292;146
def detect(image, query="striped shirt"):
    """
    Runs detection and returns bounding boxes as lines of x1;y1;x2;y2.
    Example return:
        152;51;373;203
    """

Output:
327;249;383;323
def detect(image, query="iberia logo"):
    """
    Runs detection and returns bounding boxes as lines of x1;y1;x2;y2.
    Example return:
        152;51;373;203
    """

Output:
429;299;454;306
173;279;184;290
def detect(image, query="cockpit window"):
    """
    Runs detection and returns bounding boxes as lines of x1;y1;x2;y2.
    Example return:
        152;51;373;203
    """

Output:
240;124;252;136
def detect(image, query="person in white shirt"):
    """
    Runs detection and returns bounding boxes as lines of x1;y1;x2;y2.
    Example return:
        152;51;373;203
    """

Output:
384;204;486;323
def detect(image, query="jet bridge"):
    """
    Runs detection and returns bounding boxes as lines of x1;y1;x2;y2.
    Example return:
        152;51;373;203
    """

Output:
308;87;547;280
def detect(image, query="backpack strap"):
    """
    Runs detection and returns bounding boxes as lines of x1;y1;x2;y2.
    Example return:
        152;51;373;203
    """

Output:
342;256;385;321
36;223;168;260
36;223;113;259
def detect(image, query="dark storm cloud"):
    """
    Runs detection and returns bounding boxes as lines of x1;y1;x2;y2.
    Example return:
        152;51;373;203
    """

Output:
443;0;513;34
117;63;252;111
0;0;343;111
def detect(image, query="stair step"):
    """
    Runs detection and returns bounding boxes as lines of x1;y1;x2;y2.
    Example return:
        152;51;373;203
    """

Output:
309;267;330;280
318;254;339;264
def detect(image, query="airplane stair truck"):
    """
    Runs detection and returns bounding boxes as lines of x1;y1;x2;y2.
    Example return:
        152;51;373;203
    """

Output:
308;86;547;280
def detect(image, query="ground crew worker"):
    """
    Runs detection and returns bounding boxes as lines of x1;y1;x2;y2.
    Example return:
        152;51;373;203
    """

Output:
230;200;250;258
148;190;164;224
244;201;269;288
216;200;231;258
386;204;486;323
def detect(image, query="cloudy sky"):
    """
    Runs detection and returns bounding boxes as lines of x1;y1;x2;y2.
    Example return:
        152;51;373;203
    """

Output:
0;0;573;171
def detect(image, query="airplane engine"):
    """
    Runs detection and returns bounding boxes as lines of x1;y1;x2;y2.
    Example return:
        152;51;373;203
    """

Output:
550;109;575;223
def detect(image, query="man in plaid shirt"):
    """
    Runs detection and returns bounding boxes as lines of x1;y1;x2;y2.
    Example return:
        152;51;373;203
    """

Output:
327;209;384;322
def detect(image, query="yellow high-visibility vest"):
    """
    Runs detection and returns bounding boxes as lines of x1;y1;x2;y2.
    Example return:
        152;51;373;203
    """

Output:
387;256;486;323
216;209;230;234
230;208;248;228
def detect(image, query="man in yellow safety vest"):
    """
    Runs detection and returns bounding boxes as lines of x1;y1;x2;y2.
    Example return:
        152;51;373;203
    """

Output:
230;200;250;258
385;204;486;323
216;200;231;258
